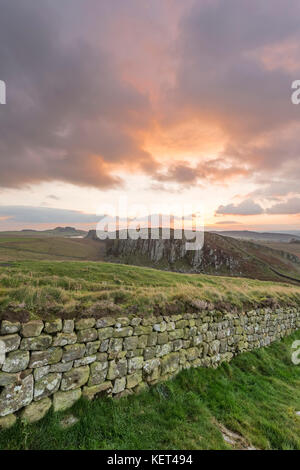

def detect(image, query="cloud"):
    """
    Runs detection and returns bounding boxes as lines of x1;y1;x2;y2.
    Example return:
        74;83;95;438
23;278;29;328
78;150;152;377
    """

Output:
155;159;247;186
163;0;300;187
216;199;264;216
0;206;101;224
215;220;238;225
0;206;195;228
217;195;300;217
266;198;300;215
0;1;155;190
247;179;300;201
1;0;300;194
173;0;300;133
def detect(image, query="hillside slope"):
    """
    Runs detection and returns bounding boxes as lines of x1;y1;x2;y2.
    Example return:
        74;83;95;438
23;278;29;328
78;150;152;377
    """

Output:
105;231;300;283
1;260;300;320
211;230;300;243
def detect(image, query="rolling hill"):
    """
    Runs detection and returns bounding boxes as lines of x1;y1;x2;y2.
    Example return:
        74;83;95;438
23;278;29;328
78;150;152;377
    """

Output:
104;230;300;283
1;228;300;284
211;230;300;243
0;226;87;238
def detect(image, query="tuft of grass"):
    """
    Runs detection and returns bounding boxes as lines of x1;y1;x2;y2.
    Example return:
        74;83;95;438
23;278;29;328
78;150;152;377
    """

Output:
0;331;299;450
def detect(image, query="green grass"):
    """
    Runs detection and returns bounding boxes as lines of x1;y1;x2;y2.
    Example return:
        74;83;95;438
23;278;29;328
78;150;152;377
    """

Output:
1;331;299;450
1;260;300;318
0;237;103;262
0;229;86;238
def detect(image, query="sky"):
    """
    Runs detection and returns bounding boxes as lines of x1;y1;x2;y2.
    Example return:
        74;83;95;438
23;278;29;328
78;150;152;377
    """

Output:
0;0;300;232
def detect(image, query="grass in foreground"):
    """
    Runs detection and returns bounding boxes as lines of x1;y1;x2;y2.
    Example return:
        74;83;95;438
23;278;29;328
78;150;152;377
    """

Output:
1;261;300;318
0;331;299;450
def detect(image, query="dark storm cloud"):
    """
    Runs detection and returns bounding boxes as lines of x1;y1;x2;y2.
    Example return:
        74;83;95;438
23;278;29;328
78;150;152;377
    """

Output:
168;0;300;194
0;0;154;189
155;159;247;186
173;0;300;134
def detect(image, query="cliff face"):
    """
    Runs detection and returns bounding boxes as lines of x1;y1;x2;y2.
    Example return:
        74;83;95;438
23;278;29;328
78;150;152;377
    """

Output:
107;237;199;266
85;230;300;281
105;233;242;274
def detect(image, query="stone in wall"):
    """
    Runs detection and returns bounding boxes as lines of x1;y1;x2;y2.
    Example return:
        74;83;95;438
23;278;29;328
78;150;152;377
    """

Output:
29;348;62;368
20;397;52;423
53;333;77;347
34;373;61;401
2;351;29;373
63;320;74;333
1;321;20;335
1;334;21;352
0;374;33;416
44;319;62;334
61;366;90;391
21;321;44;338
83;381;112;400
53;389;82;412
21;335;52;351
88;361;108;386
62;343;85;362
107;358;127;380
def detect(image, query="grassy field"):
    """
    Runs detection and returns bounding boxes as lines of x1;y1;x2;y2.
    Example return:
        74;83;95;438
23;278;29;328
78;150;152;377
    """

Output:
0;237;104;262
1;331;299;450
1;260;300;320
0;228;86;238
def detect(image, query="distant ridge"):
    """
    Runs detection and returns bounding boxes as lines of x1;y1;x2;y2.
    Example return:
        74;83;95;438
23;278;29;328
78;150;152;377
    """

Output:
210;230;300;243
51;226;82;234
2;227;87;238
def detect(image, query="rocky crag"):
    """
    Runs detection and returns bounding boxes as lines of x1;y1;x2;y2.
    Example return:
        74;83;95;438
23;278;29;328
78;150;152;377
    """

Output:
101;231;300;280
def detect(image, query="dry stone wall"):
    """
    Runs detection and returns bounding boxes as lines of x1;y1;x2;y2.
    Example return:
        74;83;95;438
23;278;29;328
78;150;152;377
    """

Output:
0;307;299;428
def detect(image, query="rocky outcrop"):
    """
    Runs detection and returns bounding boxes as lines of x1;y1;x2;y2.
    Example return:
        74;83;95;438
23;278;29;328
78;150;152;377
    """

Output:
85;230;100;241
103;232;300;281
106;233;245;274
